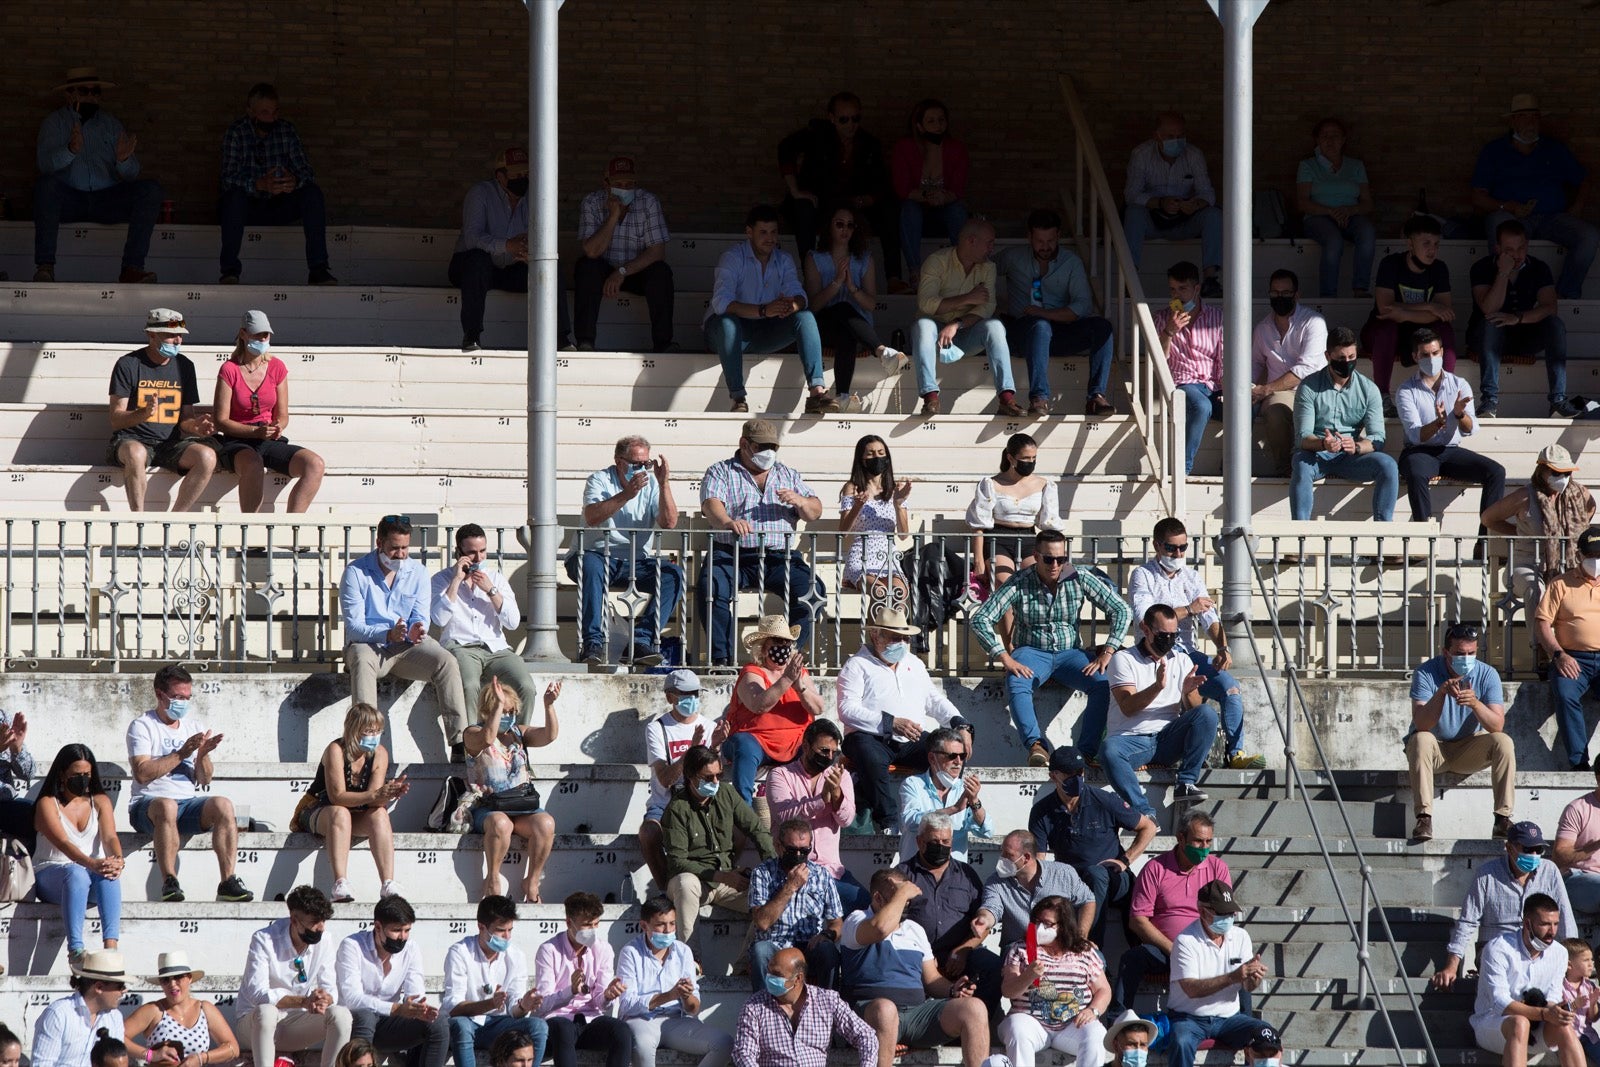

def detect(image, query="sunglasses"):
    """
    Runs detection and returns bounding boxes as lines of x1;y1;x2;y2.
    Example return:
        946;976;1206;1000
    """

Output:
151;319;186;330
292;956;308;983
1038;555;1069;567
1446;623;1480;641
1159;541;1189;555
1521;844;1549;857
381;514;410;525
833;221;856;230
932;750;966;761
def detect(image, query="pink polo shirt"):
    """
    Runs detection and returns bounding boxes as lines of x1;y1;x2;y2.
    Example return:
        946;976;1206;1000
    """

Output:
1155;304;1225;391
765;758;856;878
1558;792;1600;875
1130;849;1233;943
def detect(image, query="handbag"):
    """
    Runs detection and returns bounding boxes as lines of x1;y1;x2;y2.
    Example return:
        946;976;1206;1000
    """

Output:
0;836;35;902
289;791;319;834
479;782;543;815
427;775;468;832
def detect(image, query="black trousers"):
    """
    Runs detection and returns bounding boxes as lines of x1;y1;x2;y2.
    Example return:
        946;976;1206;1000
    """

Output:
447;250;572;344
572;257;675;351
813;303;883;394
545;1015;631;1067
783;195;902;280
842;731;936;829
1398;443;1506;522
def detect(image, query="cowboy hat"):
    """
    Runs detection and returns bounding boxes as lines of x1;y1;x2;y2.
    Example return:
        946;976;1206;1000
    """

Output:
1103;1009;1157;1051
53;67;116;94
741;614;800;650
865;603;920;637
145;950;206;985
72;949;128;983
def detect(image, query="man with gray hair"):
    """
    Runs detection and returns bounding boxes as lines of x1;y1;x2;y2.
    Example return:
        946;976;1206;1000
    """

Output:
894;811;1000;1016
565;434;681;666
911;217;1021;417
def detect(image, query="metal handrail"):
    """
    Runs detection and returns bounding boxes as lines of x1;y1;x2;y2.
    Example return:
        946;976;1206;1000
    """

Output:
1237;536;1442;1067
1057;72;1186;518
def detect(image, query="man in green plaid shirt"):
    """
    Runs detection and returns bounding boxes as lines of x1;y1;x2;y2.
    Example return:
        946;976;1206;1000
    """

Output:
970;529;1131;767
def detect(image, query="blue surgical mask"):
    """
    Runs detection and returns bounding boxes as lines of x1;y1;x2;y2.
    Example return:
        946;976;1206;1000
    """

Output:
696;779;719;798
1181;299;1197;313
1449;654;1476;676
1208;915;1236;936
499;715;517;735
1161;137;1186;158
612;187;637;206
166;699;191;720
674;696;700;718
245;339;270;357
357;733;380;752
648;931;675;951
158;341;181;359
1122;1050;1149;1067
763;973;791;997
881;641;909;664
1515;852;1542;874
626;463;647;478
486;934;511;954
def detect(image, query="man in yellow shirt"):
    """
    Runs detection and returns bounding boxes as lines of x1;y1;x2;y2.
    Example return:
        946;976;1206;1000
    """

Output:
912;218;1021;416
1537;525;1600;770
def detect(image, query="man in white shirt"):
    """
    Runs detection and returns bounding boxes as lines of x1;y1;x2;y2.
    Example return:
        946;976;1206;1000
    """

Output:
1166;881;1273;1067
1251;271;1328;475
1125;518;1261;771
1104;604;1217;817
32;950;127;1067
1470;892;1584;1065
126;663;253;904
236;886;353;1067
1395;326;1506;523
1122;111;1223;294
836;605;968;833
432;521;539;715
336;895;448;1067
443;895;548;1067
616;895;734;1067
640;669;708;890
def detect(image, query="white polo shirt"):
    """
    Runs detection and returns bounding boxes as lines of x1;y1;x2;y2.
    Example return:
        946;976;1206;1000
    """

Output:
1169;919;1254;1016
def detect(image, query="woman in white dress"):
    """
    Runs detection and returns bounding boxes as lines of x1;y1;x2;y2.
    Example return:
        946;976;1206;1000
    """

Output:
966;432;1062;647
838;434;911;600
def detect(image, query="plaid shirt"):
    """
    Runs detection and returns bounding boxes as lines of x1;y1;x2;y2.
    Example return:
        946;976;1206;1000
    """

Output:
748;859;841;944
577;188;670;267
1155;303;1225;390
701;456;817;550
732;986;878;1067
220;115;315;194
971;563;1131;658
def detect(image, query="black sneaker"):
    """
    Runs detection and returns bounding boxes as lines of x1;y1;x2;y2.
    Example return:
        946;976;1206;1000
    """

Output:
578;643;604;665
161;875;185;902
1477;401;1498;419
1172;783;1209;804
1200;276;1223;300
462;333;482;353
630;643;663;667
217;875;255;902
308;267;338;286
1552;398;1580;418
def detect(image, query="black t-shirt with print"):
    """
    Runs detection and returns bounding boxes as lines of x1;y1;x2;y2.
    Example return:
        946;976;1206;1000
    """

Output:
108;348;199;447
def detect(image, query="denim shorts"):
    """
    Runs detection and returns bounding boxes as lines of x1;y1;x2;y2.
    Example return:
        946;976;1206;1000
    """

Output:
470;803;546;833
130;795;210;834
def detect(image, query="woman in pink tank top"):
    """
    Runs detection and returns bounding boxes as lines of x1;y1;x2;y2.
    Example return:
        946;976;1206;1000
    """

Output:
211;309;326;511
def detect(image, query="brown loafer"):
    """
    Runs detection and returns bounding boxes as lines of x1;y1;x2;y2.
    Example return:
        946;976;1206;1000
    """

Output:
1028;397;1051;416
118;266;158;283
996;395;1025;417
921;392;941;416
1086;394;1115;417
1411;814;1433;843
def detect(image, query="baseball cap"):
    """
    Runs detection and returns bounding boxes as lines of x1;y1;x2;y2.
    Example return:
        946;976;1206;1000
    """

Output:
741;417;780;448
1507;820;1547;848
665;669;701;695
1538;444;1579;473
1048;746;1086;775
144;308;188;335
494;147;530;176
1197;879;1241;916
240;309;272;335
606;156;638;181
1248;1024;1283;1054
1579;527;1600;559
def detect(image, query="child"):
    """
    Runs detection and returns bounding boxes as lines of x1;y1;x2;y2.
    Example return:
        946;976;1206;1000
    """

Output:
1562;937;1600;1062
0;1024;23;1067
91;1030;129;1067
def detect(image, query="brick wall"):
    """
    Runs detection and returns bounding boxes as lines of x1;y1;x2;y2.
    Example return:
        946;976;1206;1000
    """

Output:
2;0;1596;239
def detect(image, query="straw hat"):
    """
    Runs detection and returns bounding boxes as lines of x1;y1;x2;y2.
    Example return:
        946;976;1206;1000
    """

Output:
741;614;800;650
53;67;116;93
865;604;920;637
1103;1009;1157;1051
72;949;128;982
145;950;205;985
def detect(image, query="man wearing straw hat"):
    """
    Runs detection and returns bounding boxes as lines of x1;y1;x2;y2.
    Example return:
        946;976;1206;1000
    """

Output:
33;67;164;284
32;949;128;1067
107;309;220;512
1472;93;1599;300
1103;1009;1157;1067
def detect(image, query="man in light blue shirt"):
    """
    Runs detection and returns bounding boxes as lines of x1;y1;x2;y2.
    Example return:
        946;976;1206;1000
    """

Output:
449;146;571;353
1405;622;1512;843
994;208;1116;417
563;434;682;666
1122;111;1222;295
33;67;163;284
615;896;733;1067
704;203;836;415
339;515;468;759
1394;327;1505;523
897;728;993;861
1289;325;1398;520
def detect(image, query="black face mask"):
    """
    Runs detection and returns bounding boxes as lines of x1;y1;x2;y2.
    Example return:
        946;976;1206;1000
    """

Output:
1059;774;1083;798
1268;296;1296;316
862;456;888;477
779;847;809;872
765;642;794;665
66;773;93;797
506;176;529;197
804;749;837;775
1014;460;1037;477
1149;631;1177;656
298;926;324;945
381;935;407;955
922;131;945;145
921;843;952;867
1328;358;1356;379
76;103;100;123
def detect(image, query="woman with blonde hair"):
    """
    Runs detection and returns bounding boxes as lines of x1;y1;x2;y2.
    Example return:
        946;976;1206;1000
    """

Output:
293;702;409;903
463;677;561;902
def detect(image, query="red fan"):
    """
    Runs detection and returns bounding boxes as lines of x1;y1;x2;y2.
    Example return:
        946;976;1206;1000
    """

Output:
1025;923;1040;986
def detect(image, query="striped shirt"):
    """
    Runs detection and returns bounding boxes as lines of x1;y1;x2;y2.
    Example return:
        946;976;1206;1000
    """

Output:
970;564;1132;659
1155;303;1225;390
1002;943;1104;1028
700;456;816;550
577;188;670;267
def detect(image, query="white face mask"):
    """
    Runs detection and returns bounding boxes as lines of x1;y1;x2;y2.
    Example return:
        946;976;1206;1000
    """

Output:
1157;556;1185;574
932;767;959;791
994;858;1021;879
1417;356;1443;378
748;448;777;472
1033;923;1058;946
1584;559;1600;578
571;926;598;947
1549;474;1571;494
377;552;400;572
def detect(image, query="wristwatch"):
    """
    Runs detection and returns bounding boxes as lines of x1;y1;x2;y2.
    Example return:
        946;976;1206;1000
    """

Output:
617;265;628;277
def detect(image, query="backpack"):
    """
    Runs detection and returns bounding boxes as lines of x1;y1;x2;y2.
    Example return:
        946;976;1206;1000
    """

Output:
426;775;468;832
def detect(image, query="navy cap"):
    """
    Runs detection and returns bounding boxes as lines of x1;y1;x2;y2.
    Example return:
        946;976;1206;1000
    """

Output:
1508;820;1547;848
1048;746;1086;775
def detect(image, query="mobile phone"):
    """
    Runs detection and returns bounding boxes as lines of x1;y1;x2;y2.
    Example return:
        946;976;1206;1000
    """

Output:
1169;297;1184;314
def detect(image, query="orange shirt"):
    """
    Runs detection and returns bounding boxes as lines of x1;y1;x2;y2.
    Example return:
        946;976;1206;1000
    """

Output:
1537;570;1600;653
726;662;814;763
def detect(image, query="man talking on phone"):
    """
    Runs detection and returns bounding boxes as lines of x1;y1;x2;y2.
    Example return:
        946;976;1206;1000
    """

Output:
432;522;542;719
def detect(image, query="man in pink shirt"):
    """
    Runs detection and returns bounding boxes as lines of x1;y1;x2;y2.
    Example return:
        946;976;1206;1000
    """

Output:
532;892;631;1067
1154;261;1226;475
766;720;870;915
1555;767;1600;919
1113;809;1232;1012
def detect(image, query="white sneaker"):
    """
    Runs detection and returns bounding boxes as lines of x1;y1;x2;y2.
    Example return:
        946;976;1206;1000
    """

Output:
331;878;354;903
380;880;402;899
877;346;909;373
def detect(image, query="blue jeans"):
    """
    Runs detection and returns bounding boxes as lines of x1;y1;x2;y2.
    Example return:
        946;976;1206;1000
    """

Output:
1005;646;1111;756
1484;210;1600;299
1566;870;1600;918
35;862;122;953
449;1014;548;1067
33;174;163;269
1550;649;1600;767
1100;704;1220;818
1003;316;1114;401
1122;205;1222;270
901;200;968;274
1167;1012;1271;1067
703;312;824;400
564;550;684;652
1180;384;1221;474
911;318;1014;397
1289;449;1399;521
1187;649;1244;756
1468;315;1568;408
693;546;821;664
218;183;330;277
837;871;872;915
721;731;775;804
1303;213;1377;296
